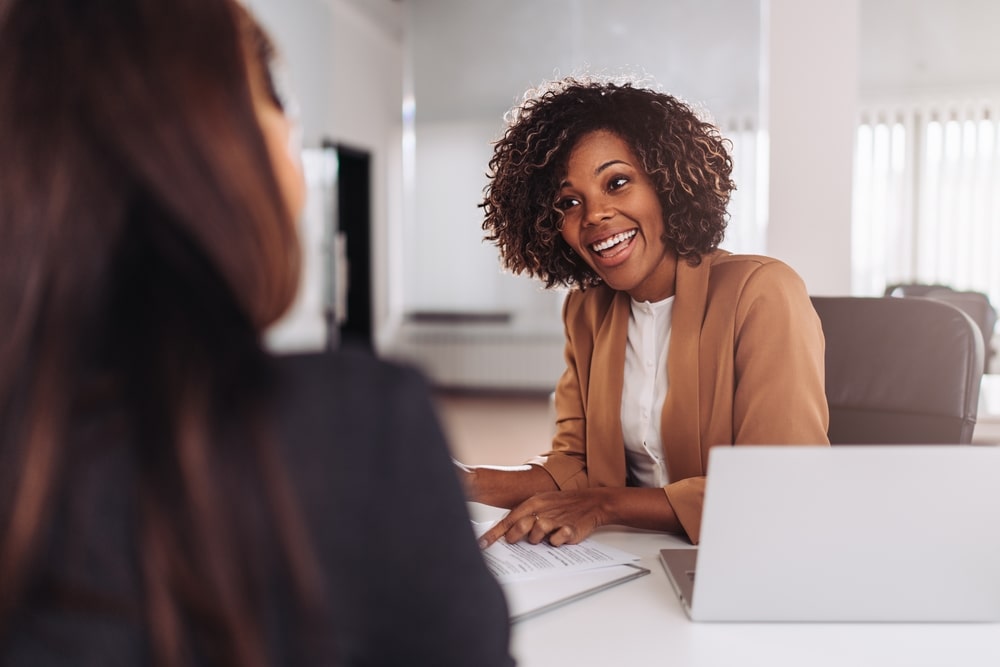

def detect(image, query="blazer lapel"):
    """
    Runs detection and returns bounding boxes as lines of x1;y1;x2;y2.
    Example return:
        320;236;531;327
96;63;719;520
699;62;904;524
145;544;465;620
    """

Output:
662;254;714;479
587;290;630;486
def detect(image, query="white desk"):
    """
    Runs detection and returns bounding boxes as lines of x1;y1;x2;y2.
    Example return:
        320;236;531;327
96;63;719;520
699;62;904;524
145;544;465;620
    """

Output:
498;522;1000;667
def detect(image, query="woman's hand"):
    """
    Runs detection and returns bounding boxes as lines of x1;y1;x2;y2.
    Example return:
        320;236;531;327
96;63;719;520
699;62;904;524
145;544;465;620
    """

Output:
477;489;613;548
477;486;682;548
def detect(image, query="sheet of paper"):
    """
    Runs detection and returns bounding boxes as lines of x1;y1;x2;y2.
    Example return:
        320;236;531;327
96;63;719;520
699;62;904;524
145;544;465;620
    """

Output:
472;520;641;584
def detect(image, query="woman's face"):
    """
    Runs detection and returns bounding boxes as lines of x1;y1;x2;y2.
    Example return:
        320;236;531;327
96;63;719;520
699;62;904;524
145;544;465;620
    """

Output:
250;67;306;223
555;129;677;302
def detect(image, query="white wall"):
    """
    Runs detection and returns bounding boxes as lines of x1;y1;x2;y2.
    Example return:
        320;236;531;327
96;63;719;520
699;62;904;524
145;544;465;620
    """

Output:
760;0;858;295
408;120;498;313
246;0;403;352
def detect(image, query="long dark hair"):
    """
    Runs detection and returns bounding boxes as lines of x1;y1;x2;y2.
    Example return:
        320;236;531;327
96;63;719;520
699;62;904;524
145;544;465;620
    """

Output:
0;1;320;664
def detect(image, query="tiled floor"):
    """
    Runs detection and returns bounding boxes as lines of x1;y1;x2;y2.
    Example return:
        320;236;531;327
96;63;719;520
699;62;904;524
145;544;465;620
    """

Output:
431;390;553;466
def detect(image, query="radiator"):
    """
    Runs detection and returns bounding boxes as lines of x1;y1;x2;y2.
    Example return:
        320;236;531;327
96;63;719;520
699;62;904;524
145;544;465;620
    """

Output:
385;325;566;392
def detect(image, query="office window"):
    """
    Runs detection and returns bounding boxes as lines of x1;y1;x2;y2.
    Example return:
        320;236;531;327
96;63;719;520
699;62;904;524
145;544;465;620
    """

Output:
853;95;1000;306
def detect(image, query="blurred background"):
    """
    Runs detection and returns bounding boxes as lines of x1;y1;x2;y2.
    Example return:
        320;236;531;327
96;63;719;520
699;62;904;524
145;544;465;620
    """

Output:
247;0;1000;393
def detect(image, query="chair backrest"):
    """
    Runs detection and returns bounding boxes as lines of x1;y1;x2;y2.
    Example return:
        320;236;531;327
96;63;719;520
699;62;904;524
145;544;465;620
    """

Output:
810;296;985;444
883;282;952;298
924;289;997;371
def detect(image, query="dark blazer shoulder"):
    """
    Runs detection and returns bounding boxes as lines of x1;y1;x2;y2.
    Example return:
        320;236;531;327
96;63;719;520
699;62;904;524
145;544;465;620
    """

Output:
270;348;437;472
273;347;425;393
272;348;430;416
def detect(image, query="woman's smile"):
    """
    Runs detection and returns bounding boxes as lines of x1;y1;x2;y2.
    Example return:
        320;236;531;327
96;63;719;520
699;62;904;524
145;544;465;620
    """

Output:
591;229;637;257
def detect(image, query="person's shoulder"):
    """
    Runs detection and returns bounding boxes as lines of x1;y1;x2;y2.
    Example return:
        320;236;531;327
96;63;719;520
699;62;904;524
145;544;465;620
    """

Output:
703;250;813;317
708;248;790;271
270;346;440;476
274;346;425;392
271;346;432;423
706;249;805;287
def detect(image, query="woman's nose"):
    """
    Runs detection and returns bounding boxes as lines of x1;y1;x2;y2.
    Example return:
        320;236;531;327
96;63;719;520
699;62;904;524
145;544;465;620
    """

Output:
583;193;613;226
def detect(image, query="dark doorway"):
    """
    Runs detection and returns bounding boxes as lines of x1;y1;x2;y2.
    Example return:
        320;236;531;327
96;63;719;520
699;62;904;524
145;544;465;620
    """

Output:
327;141;373;350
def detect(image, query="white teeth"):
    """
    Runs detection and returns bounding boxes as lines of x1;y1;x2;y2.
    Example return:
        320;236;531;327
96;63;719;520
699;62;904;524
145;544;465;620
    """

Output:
591;229;637;252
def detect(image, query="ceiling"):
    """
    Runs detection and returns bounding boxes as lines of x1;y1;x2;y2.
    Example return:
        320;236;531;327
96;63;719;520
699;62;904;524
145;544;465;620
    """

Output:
859;0;1000;96
409;0;760;122
395;0;1000;123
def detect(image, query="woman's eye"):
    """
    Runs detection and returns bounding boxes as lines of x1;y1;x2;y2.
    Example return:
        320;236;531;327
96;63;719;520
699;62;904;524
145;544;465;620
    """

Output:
554;197;580;211
608;176;629;191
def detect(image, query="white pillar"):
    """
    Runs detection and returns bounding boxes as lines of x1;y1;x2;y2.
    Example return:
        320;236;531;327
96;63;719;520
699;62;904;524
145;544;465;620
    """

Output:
759;0;858;296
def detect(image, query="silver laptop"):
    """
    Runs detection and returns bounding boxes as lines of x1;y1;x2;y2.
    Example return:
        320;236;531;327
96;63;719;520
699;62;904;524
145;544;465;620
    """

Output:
660;445;1000;622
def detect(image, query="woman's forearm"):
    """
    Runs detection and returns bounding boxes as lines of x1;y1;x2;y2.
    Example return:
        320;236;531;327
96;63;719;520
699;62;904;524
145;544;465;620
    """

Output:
464;465;558;508
599;486;682;533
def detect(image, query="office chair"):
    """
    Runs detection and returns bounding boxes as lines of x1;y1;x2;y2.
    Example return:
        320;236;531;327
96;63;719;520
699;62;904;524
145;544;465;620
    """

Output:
810;296;985;444
884;283;998;372
924;289;997;372
883;282;952;298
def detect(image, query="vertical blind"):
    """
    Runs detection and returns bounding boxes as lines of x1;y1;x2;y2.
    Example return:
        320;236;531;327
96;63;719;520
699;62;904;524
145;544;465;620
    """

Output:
853;94;1000;307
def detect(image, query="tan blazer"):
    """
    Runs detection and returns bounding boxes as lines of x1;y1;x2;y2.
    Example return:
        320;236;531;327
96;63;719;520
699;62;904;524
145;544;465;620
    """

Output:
535;250;830;543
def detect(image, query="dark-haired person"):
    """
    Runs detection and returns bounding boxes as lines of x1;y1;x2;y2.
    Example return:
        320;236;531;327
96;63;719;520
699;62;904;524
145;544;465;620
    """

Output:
469;77;829;548
0;2;513;665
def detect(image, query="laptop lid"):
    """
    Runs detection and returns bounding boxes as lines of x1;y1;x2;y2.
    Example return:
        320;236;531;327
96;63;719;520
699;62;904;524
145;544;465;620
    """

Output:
668;445;1000;622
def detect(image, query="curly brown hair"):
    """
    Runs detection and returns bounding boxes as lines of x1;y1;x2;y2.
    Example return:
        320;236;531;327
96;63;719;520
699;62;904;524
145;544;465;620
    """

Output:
481;77;735;289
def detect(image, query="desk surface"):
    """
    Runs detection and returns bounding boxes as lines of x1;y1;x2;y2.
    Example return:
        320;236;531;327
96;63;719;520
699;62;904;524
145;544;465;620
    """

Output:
469;504;1000;667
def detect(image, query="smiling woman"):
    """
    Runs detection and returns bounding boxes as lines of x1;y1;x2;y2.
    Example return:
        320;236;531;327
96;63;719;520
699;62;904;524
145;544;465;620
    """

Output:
461;76;830;549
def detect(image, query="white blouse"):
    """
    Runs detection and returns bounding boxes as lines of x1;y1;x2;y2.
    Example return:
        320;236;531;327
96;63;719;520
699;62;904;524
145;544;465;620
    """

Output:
621;295;674;488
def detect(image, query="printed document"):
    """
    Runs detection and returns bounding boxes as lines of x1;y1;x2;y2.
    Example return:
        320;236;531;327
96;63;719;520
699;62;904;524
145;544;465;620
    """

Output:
468;504;650;621
472;519;641;584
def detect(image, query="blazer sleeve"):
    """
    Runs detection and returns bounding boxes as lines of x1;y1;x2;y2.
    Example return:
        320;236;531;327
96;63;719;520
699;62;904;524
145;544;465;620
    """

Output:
731;261;829;446
665;261;829;544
